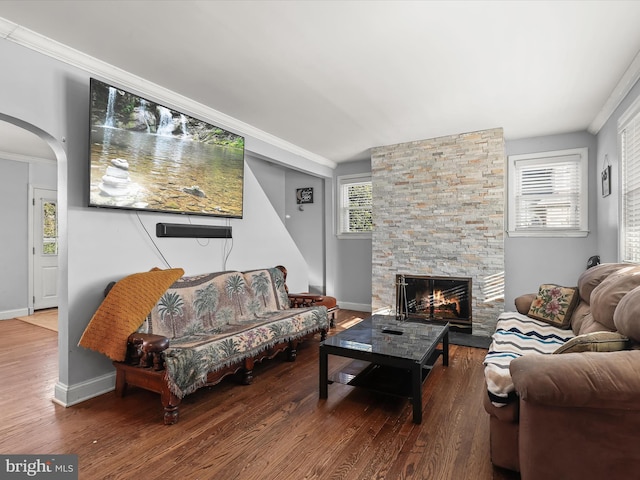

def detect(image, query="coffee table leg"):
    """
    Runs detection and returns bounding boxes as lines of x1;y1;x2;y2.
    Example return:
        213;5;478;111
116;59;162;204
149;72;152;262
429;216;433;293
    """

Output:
319;346;328;399
412;363;422;424
443;330;449;367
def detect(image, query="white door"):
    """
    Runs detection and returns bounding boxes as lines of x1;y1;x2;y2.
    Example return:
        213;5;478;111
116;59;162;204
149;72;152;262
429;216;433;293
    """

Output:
33;188;58;310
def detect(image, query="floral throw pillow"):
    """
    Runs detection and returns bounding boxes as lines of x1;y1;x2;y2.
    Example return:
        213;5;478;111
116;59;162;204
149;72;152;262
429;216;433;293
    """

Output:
527;284;579;329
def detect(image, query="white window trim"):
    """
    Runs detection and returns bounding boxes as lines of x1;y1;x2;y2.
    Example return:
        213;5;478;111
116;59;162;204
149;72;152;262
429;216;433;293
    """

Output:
336;173;372;239
618;94;640;263
507;147;589;238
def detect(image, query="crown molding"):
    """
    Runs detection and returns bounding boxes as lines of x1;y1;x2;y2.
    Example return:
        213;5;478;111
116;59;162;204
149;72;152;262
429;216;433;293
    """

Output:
0;17;337;171
589;48;640;135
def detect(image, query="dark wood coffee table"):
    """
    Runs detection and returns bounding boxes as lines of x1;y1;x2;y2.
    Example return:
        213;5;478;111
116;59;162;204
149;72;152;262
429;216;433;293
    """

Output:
319;315;449;424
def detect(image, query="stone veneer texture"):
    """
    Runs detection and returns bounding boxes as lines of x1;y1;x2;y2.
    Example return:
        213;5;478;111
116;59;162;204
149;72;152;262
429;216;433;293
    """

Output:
371;128;505;337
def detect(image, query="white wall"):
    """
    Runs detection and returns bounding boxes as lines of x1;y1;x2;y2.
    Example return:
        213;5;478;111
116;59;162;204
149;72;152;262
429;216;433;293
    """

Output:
0;37;316;406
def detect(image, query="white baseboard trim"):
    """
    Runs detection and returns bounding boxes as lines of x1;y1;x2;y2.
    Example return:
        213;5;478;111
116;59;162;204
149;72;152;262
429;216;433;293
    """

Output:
337;301;371;312
0;308;29;320
53;372;116;407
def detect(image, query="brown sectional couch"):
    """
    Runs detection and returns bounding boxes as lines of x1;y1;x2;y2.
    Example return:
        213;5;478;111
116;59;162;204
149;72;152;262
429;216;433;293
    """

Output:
483;263;640;479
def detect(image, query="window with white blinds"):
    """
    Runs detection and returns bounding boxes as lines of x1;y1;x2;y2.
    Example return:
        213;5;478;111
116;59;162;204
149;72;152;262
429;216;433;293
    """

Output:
337;173;372;238
620;98;640;263
508;148;588;237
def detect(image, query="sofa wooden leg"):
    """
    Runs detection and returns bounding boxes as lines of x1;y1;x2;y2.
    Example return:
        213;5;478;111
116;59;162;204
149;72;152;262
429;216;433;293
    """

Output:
114;366;127;397
160;388;181;425
320;328;327;341
242;358;254;385
242;370;254;385
288;340;298;362
163;406;179;425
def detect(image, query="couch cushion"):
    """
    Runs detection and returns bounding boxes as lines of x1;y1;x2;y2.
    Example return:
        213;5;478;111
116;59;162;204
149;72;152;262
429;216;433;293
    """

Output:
590;265;640;330
164;306;328;397
242;267;290;317
613;284;640;342
148;271;256;338
484;312;574;406
527;284;579;329
569;301;591;335
575;312;615;335
577;263;631;304
553;331;629;354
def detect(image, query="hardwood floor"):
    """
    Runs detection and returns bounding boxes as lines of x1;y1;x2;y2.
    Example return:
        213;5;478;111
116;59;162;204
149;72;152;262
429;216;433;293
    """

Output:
15;307;58;331
0;310;520;480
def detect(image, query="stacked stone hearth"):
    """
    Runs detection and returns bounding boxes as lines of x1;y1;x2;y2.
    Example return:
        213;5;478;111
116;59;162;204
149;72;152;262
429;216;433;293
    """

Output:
371;128;505;336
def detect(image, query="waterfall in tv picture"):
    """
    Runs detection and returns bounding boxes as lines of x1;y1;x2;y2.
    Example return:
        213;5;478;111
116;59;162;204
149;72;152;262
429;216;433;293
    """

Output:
88;78;245;218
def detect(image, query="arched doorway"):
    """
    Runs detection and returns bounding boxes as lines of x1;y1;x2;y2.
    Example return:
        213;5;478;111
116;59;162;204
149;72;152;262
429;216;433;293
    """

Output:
0;119;57;313
0;114;68;390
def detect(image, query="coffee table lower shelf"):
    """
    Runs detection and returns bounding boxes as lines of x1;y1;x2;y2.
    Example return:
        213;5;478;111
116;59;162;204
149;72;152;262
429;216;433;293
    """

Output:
330;349;441;399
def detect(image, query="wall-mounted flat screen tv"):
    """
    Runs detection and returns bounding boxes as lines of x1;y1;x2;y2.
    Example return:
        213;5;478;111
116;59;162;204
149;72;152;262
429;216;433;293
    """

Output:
88;78;244;218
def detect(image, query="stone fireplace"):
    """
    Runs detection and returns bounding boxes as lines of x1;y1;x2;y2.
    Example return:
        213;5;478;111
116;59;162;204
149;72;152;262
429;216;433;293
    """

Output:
371;128;505;336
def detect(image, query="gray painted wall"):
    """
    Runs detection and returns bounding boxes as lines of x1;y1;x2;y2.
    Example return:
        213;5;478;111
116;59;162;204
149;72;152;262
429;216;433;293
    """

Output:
504;131;599;307
245;155;286;222
329;132;601;314
0;159;29;315
246;157;326;294
4;24;639;405
284;170;325;293
332;159;372;311
0;37;315;406
596;77;640;262
242;157;371;306
0;157;57;318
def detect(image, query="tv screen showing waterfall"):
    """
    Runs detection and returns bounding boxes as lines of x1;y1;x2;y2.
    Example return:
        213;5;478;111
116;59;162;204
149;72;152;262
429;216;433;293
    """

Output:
88;78;245;218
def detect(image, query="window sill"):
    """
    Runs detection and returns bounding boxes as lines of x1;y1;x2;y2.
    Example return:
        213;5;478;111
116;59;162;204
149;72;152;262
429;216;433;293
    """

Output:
507;230;589;238
337;233;372;240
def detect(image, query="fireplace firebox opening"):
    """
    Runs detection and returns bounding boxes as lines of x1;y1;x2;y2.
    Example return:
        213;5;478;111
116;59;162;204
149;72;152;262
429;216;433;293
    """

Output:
396;274;472;333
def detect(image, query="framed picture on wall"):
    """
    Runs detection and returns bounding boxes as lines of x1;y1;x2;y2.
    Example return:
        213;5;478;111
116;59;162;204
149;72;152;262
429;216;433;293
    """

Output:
296;187;314;204
601;165;611;197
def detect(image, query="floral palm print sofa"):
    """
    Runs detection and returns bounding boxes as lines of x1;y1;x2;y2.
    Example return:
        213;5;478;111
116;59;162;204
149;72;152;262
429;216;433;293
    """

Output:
80;266;329;424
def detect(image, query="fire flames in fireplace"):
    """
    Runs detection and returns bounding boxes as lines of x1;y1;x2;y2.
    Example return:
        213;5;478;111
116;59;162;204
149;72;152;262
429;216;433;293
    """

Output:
430;289;462;318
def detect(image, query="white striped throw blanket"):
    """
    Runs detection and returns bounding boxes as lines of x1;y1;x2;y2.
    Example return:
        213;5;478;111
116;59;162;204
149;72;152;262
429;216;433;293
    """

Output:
483;312;575;406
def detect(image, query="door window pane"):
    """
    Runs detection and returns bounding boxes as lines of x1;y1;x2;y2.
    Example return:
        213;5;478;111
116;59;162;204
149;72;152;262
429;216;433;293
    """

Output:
42;200;58;255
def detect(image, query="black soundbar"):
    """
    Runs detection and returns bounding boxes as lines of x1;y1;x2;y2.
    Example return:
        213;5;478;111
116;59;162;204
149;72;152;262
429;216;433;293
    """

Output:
156;223;232;238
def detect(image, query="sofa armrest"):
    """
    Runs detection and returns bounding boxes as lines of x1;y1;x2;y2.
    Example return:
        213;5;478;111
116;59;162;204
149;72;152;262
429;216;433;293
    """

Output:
511;350;640;409
288;293;325;308
126;332;170;371
514;293;536;315
511;350;640;480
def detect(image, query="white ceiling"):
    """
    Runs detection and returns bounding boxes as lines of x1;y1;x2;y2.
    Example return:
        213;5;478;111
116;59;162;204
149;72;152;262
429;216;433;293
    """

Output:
2;1;640;166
